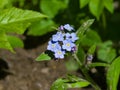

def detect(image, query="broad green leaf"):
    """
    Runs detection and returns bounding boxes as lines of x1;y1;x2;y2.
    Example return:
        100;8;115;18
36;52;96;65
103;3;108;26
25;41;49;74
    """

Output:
88;62;109;68
51;75;90;90
36;53;51;61
28;19;55;36
0;22;30;34
79;0;90;8
104;0;114;13
80;30;101;47
0;30;13;52
0;7;46;34
98;40;113;48
97;41;116;63
76;19;94;43
98;48;116;63
89;0;104;20
7;35;24;48
40;0;69;18
107;57;120;90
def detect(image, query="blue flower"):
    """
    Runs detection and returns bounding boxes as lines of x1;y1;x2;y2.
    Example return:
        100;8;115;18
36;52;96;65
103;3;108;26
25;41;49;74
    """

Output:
64;24;74;31
47;41;61;52
65;33;78;42
62;40;75;51
46;24;78;59
52;32;65;42
54;49;65;59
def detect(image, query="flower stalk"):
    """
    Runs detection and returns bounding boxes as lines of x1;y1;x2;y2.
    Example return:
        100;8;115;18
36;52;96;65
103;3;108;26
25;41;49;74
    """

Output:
73;54;101;90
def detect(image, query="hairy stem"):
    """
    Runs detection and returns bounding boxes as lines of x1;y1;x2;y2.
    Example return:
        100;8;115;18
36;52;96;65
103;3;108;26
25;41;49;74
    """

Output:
73;54;101;90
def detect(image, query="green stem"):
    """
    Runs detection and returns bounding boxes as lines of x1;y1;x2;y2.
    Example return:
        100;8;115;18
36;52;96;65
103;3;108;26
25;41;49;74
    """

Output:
73;54;101;90
102;12;106;29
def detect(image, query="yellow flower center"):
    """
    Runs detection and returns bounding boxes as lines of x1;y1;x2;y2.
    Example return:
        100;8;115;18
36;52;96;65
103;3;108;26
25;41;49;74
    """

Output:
52;44;55;48
66;43;70;47
57;51;62;55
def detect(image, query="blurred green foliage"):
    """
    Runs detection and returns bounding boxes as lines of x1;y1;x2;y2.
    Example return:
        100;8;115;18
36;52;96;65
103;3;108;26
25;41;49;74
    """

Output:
1;0;119;42
0;7;46;52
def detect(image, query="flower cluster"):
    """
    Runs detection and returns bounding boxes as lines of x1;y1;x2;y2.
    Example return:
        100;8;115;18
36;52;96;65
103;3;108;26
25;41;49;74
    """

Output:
47;24;78;59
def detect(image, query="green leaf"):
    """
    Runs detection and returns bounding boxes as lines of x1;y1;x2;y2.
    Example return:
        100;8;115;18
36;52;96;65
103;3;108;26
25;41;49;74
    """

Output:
76;19;95;43
88;44;96;55
0;0;8;9
7;35;24;48
80;30;101;47
89;0;104;20
0;0;12;9
79;0;90;8
50;79;67;90
67;74;83;82
40;0;69;18
28;19;55;36
0;30;13;52
0;7;46;34
67;81;90;88
98;48;116;63
36;53;51;61
104;0;114;13
50;75;90;90
97;41;116;63
77;45;85;64
66;75;90;88
107;57;120;90
99;40;113;48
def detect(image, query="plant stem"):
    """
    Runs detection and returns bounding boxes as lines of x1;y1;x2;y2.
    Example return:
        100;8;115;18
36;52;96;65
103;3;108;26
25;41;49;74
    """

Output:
102;12;106;29
73;54;101;90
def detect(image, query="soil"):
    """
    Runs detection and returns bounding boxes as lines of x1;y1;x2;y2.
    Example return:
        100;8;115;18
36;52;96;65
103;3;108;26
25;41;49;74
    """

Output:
0;36;94;90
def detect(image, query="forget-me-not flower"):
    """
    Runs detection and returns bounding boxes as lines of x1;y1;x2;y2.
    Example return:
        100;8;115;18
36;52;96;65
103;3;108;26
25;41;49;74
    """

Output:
52;32;64;42
64;24;74;31
65;33;78;42
62;40;75;51
47;41;61;52
46;24;78;59
54;49;65;59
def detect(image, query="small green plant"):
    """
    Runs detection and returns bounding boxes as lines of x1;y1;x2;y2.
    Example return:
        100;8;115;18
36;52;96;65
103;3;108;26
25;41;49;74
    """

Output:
36;19;120;90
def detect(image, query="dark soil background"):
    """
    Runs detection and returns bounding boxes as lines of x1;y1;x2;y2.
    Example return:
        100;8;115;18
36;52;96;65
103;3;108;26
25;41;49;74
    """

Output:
0;35;94;90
